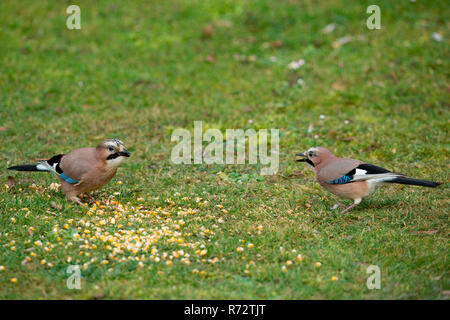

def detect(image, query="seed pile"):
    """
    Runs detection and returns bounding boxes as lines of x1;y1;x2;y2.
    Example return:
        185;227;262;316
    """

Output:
1;185;340;283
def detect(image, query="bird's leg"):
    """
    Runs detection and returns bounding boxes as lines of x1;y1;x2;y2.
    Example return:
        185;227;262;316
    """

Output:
66;195;85;206
73;198;85;206
338;198;362;215
338;203;358;215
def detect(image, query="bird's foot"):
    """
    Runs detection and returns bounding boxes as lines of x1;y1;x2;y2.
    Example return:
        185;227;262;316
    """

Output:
68;196;86;206
81;194;97;204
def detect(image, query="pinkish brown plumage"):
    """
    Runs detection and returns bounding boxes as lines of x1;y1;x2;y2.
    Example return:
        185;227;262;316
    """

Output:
8;139;131;205
296;147;440;214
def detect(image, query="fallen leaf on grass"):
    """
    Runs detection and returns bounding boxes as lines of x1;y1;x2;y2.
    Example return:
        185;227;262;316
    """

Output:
331;81;346;91
46;210;59;216
205;54;216;64
296;78;305;87
288;58;305;70
307;122;313;135
242;105;253;113
6;176;16;187
270;40;283;48
322;24;336;34
332;36;353;48
216;172;230;182
411;230;438;235
91;291;105;300
202;25;214;38
362;143;378;153
389;70;398;82
332;35;365;49
288;171;304;177
50;202;63;210
432;32;443;42
49;183;61;191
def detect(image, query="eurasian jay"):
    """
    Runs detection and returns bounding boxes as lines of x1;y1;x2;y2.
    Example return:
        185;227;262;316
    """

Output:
296;147;440;214
8;139;130;205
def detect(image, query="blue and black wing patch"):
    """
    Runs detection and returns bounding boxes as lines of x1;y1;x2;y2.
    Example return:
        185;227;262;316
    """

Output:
327;170;353;184
328;174;352;184
327;164;392;184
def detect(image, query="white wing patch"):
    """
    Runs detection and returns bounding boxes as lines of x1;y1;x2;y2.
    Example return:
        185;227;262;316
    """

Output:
351;172;400;182
354;168;367;176
36;161;59;176
36;163;49;171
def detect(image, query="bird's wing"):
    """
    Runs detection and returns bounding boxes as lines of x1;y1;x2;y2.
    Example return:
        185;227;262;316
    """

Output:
59;148;98;182
318;158;363;183
325;162;401;185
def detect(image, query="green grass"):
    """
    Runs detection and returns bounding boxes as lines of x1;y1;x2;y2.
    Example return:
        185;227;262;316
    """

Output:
0;0;448;299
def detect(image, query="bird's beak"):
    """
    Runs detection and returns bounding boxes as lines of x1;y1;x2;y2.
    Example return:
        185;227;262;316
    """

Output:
295;152;307;162
120;149;131;157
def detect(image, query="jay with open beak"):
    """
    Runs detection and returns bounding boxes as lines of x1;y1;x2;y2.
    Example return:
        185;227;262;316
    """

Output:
8;139;131;205
296;147;440;214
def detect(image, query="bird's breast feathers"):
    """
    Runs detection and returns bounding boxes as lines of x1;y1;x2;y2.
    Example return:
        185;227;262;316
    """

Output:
106;156;126;169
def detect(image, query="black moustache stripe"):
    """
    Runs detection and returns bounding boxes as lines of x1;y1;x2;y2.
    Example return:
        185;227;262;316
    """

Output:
297;158;315;167
306;159;315;167
107;151;130;160
107;153;122;160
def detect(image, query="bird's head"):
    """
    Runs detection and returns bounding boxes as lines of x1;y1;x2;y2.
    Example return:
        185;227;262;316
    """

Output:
98;139;131;167
295;147;334;167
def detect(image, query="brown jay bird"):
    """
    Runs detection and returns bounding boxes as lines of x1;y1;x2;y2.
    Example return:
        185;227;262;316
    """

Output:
296;147;440;214
8;139;130;205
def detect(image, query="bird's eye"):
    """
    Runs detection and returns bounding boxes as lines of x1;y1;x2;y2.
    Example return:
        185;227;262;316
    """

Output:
108;146;114;152
308;151;314;157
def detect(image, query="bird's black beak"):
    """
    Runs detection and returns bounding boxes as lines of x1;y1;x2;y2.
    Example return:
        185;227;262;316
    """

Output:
295;152;314;167
120;149;131;157
295;152;307;162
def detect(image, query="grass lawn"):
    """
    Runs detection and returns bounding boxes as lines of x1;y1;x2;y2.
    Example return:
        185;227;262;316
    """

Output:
0;0;448;299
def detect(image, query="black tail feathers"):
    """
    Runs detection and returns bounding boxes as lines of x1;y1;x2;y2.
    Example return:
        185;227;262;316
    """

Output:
388;176;440;188
7;164;40;172
8;155;63;173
